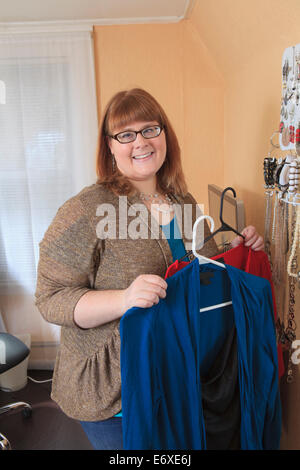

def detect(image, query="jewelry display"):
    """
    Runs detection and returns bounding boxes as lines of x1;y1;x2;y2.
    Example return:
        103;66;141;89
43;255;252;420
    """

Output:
264;42;300;384
264;126;300;383
287;205;300;279
288;159;300;193
262;43;300;384
271;191;278;244
273;196;288;314
285;206;299;383
263;156;277;261
280;44;300;154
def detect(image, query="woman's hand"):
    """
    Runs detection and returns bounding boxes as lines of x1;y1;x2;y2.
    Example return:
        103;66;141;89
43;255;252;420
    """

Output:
122;274;168;311
230;225;264;251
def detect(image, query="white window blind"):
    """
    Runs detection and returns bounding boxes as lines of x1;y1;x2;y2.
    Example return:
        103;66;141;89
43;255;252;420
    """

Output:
0;32;98;295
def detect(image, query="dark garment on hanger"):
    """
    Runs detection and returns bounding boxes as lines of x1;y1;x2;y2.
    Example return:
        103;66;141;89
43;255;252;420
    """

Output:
120;261;281;450
201;326;240;450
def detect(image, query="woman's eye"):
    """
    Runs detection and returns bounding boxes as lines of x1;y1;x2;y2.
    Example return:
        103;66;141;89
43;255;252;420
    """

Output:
120;132;134;139
143;127;155;135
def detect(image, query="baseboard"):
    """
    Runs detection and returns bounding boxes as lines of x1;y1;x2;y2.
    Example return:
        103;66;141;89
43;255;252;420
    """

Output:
29;341;59;370
28;359;55;370
31;341;60;348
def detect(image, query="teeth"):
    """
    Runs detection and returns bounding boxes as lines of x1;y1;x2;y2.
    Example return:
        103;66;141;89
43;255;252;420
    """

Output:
133;152;152;160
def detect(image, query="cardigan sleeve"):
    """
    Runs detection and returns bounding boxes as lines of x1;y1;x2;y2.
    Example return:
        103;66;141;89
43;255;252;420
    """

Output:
35;196;99;327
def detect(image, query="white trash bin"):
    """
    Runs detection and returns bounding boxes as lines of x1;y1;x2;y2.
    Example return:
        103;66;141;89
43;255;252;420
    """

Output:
0;333;31;392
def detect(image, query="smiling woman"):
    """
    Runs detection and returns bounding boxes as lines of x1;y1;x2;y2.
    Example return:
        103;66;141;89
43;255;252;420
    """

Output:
97;88;188;197
107;119;167;190
35;87;264;451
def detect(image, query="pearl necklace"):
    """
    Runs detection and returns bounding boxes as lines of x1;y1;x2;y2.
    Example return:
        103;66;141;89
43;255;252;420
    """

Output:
139;192;174;213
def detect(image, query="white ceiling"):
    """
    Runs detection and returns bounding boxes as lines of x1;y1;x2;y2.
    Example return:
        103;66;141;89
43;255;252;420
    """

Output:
0;0;194;24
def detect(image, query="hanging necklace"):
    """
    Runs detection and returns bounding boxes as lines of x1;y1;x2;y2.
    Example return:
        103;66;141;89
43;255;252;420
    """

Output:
139;192;174;214
263;156;277;262
284;204;299;383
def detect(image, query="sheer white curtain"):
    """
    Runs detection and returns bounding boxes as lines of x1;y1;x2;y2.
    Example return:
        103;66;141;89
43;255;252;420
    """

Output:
0;31;98;363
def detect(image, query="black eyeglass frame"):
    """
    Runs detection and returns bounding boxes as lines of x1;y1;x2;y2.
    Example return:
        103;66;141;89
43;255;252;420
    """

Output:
108;125;164;144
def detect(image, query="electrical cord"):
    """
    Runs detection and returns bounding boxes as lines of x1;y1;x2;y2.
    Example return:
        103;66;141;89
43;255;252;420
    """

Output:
27;375;52;384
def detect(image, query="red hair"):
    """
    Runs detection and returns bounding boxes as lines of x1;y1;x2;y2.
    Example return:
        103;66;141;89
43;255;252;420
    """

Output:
96;88;188;196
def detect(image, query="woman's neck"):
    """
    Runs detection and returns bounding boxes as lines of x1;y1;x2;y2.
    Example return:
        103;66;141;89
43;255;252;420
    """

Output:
130;178;160;196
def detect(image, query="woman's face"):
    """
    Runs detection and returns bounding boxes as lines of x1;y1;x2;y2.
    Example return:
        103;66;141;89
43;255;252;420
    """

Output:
108;120;167;185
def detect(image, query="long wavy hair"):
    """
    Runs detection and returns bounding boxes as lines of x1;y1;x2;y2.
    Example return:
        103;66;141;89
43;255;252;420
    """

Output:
96;88;188;197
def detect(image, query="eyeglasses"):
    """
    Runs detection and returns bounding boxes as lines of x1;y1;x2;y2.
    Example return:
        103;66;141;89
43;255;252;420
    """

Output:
108;125;163;144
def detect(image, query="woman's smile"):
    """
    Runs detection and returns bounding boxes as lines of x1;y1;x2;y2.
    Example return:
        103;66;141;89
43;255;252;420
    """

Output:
132;151;154;161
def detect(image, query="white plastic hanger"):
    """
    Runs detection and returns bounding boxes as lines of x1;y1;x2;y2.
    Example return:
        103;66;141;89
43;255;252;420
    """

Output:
192;215;225;268
192;215;233;313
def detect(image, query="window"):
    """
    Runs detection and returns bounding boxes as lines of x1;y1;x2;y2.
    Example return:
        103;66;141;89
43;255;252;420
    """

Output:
0;32;98;295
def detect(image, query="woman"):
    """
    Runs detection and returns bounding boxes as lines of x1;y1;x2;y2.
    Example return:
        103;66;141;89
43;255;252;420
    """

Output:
35;88;264;450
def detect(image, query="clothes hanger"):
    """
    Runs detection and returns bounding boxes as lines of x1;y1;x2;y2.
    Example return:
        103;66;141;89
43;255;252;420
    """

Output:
197;187;246;246
192;215;226;268
192;215;233;313
178;186;245;263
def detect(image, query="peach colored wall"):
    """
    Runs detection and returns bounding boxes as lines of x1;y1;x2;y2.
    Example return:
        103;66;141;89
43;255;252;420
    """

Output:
189;0;300;231
93;22;224;212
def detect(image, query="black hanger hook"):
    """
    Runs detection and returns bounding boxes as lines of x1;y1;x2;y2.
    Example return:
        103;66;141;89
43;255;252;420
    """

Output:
220;187;236;226
177;186;245;263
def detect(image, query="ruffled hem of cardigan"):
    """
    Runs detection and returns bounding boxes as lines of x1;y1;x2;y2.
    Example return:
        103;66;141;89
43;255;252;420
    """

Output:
51;326;123;421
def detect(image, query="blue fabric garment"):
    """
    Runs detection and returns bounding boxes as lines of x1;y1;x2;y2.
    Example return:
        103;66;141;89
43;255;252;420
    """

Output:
113;215;186;419
120;260;281;450
160;216;187;262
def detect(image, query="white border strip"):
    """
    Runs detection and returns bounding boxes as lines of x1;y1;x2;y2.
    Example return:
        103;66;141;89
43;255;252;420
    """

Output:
0;14;187;34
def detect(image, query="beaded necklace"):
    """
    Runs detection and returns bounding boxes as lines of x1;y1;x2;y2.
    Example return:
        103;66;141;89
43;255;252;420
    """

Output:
139;192;174;214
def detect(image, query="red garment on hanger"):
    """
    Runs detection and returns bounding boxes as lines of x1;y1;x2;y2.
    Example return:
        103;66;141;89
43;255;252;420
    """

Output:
164;244;284;379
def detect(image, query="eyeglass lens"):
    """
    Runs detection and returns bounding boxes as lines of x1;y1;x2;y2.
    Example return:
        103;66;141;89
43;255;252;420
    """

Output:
116;126;161;143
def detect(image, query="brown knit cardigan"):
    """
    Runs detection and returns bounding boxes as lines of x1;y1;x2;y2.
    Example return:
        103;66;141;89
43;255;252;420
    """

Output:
35;183;218;421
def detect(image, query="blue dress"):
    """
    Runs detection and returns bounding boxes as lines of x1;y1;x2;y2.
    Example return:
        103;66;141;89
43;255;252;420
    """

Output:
120;260;281;450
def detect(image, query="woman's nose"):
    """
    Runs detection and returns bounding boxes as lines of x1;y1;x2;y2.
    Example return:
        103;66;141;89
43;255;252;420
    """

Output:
134;132;148;147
